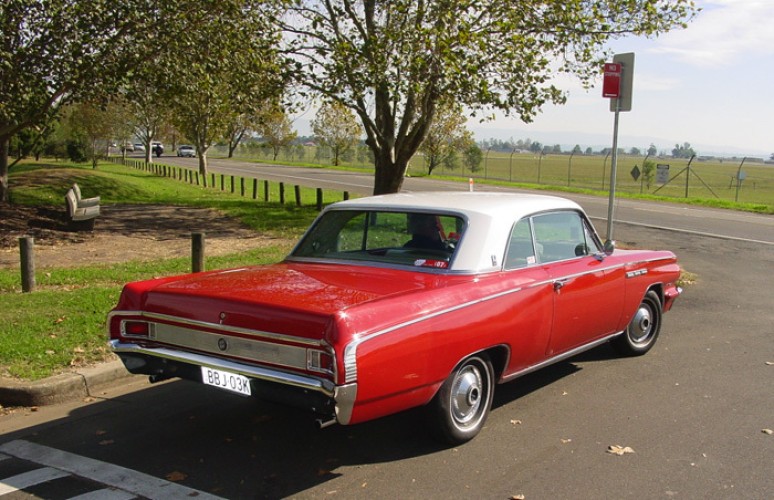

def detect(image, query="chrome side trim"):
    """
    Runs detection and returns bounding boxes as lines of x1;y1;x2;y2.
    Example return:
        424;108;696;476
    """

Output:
500;331;622;383
108;310;322;347
110;340;336;396
341;284;529;383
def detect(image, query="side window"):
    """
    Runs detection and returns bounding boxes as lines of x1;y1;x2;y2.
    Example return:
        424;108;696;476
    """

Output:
532;211;591;263
504;219;536;269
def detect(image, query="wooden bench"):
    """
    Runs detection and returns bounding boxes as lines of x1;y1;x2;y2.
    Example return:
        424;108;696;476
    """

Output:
65;185;100;231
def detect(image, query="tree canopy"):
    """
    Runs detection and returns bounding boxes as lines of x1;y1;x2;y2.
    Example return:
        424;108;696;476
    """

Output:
281;0;697;194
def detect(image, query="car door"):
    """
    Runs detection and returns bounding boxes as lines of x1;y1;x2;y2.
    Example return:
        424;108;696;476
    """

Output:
531;211;625;356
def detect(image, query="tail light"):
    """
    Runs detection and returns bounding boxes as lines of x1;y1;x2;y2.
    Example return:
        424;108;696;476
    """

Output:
307;349;334;375
121;320;155;339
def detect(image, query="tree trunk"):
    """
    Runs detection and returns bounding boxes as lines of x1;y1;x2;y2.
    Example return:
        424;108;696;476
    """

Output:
0;137;9;202
198;151;208;178
373;151;407;195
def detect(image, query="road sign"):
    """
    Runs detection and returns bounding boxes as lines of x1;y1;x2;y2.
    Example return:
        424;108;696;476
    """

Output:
609;53;634;112
657;164;670;184
631;165;641;181
602;63;622;98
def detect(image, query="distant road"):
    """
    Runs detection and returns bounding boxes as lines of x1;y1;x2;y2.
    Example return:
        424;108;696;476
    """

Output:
156;155;774;245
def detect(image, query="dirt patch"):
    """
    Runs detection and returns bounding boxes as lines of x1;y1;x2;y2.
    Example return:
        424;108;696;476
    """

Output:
0;203;290;269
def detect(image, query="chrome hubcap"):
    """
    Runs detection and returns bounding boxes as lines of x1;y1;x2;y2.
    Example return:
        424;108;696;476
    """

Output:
451;365;483;426
630;305;653;344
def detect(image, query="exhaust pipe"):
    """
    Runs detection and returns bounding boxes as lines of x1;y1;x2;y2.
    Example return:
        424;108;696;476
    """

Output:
316;417;338;429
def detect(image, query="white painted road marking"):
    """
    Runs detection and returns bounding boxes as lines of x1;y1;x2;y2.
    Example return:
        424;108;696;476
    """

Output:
0;439;223;500
0;466;70;495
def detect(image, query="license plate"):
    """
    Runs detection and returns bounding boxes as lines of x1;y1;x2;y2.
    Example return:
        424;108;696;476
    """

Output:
200;366;251;396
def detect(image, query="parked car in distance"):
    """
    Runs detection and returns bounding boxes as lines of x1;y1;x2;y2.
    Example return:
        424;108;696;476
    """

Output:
121;142;134;152
133;143;146;153
108;192;682;444
177;145;195;157
152;142;164;157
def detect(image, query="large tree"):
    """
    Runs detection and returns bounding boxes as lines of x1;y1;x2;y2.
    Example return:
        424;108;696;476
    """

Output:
0;0;161;201
281;0;697;194
163;2;285;179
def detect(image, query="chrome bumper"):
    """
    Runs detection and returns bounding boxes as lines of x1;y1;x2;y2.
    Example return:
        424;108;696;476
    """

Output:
110;340;356;424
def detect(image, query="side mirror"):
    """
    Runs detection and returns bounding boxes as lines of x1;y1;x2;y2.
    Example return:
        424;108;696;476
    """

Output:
594;240;616;261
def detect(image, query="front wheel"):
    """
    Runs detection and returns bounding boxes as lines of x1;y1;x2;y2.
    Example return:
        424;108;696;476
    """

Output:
613;290;662;356
428;354;495;445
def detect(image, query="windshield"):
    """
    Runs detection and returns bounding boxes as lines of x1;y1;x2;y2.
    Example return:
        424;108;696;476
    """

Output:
291;210;465;270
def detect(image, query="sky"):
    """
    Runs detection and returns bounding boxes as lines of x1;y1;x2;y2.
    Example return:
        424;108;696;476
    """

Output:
469;0;774;157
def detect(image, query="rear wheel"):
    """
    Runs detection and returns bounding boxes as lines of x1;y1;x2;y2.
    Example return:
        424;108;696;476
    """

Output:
429;354;494;445
613;290;662;356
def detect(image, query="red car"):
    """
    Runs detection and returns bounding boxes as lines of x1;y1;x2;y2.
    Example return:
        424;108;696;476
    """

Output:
108;192;681;444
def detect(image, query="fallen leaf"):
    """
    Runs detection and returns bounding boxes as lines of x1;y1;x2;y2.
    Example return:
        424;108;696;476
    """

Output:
510;419;522;425
510;495;526;500
561;438;572;444
607;445;635;455
762;429;773;435
54;316;66;324
766;362;774;366
99;440;114;446
166;471;188;482
96;430;108;436
45;350;55;355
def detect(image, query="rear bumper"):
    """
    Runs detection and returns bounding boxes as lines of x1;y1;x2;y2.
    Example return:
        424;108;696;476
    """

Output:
110;340;356;424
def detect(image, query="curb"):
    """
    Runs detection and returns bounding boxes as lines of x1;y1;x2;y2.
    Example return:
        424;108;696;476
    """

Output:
0;361;135;407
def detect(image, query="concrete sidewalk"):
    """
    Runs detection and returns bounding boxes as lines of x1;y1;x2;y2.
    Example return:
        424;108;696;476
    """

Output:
0;361;135;407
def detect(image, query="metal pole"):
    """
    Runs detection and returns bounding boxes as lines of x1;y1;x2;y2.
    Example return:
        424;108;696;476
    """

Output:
606;99;621;243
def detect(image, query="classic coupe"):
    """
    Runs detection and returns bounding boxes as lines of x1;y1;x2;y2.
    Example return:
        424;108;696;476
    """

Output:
108;192;681;444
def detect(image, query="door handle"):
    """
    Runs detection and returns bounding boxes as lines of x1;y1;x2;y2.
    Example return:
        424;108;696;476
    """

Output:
553;279;569;292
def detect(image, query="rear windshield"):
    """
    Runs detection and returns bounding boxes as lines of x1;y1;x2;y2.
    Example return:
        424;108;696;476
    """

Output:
291;210;465;270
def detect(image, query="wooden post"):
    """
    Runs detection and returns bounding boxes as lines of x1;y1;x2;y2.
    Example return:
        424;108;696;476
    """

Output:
220;174;225;191
279;182;285;204
19;237;35;293
252;178;258;199
231;176;235;193
192;232;205;273
264;180;269;201
344;191;350;200
241;177;245;197
316;188;323;211
295;185;301;206
211;173;215;188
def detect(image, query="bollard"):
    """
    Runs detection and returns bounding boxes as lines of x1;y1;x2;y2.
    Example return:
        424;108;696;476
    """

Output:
19;237;35;292
316;188;323;211
344;191;350;201
264;180;269;201
192;232;205;273
252;178;258;199
295;185;301;206
279;182;285;204
241;177;246;197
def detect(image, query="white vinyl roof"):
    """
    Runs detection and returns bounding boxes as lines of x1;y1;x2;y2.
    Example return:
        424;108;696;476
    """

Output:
320;191;585;273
